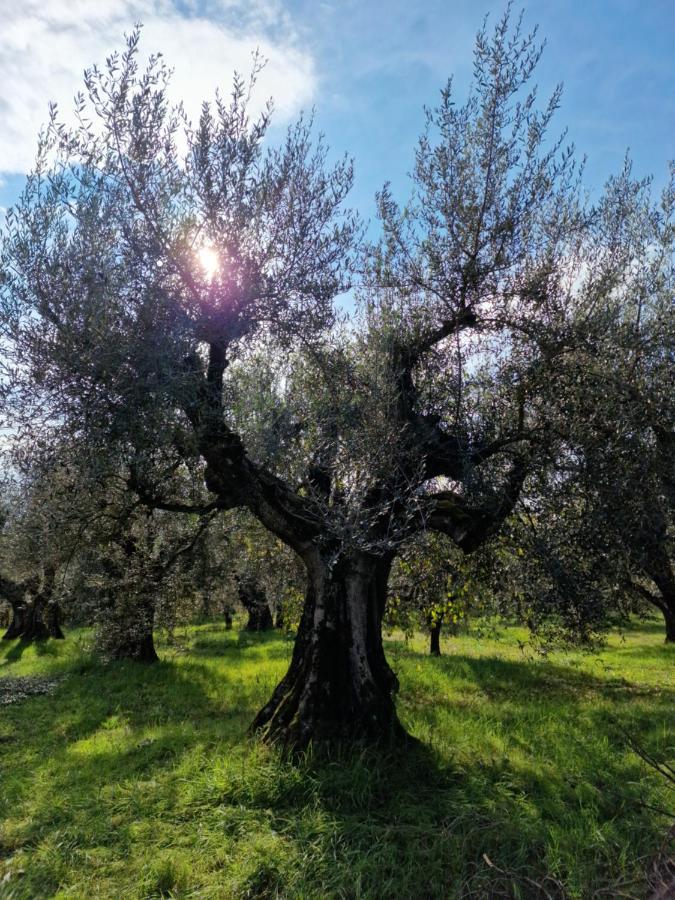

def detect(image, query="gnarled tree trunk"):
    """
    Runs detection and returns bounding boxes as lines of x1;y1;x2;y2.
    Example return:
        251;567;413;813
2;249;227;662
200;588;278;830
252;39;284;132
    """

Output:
250;550;404;750
652;590;675;644
2;599;54;641
662;603;675;644
100;594;159;663
44;601;65;639
17;599;51;641
2;595;63;641
238;577;274;631
109;628;159;663
3;601;27;640
645;551;675;644
1;572;62;641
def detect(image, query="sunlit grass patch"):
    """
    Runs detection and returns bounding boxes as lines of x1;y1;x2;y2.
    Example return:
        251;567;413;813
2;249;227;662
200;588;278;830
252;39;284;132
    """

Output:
0;620;672;898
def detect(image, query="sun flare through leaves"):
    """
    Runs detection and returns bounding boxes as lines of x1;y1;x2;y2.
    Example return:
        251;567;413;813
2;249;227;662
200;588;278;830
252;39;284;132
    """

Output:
197;244;220;282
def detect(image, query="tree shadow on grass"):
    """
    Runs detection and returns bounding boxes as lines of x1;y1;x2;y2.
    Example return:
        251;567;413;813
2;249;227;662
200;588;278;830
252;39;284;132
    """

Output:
616;619;670;637
1;636;64;667
178;636;672;898
0;651;276;900
398;652;674;742
226;727;668;899
236;628;294;654
253;651;673;899
2;639;34;665
0;654;257;805
606;642;675;661
1;630;670;899
188;628;293;663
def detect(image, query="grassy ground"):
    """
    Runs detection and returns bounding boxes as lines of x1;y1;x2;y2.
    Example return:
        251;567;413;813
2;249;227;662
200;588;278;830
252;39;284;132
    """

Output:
0;621;672;899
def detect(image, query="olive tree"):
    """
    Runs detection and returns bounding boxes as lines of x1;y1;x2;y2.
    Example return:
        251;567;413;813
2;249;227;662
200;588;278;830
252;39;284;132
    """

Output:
81;504;217;662
473;161;674;645
387;533;475;655
539;170;673;642
1;12;667;747
0;466;70;641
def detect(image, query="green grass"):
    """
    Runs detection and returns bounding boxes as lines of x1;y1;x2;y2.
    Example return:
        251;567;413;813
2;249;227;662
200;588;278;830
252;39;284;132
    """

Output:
0;621;672;898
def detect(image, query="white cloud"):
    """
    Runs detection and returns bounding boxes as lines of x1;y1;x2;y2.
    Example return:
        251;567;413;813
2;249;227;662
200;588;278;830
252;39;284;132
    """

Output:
0;0;316;175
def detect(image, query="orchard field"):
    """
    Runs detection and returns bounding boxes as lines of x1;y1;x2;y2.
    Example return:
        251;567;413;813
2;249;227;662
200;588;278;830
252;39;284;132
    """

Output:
0;6;674;899
1;620;672;899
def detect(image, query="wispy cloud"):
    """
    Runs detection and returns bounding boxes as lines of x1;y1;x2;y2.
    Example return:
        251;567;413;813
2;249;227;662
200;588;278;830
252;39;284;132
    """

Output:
0;0;316;175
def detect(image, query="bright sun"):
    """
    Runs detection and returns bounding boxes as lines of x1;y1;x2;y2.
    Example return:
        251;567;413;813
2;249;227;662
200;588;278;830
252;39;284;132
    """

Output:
197;245;220;280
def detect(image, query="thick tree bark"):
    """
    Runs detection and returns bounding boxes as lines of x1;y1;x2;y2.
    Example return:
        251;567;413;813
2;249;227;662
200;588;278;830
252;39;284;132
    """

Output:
44;601;65;639
369;554;399;694
13;600;50;641
238;578;274;631
250;551;405;750
3;602;27;640
106;621;159;662
102;596;159;663
2;598;63;641
645;551;675;644
108;630;159;662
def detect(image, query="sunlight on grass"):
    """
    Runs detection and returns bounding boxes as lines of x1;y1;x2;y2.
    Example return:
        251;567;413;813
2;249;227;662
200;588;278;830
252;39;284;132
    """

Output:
0;621;672;898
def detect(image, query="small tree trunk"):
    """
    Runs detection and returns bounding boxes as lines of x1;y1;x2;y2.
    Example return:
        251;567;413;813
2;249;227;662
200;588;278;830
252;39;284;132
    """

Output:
200;591;212;620
429;618;443;656
223;605;234;630
274;602;284;630
250;551;406;750
655;592;675;644
254;603;274;631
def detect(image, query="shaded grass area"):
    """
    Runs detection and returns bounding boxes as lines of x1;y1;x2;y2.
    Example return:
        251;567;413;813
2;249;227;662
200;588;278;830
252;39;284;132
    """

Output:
0;622;673;898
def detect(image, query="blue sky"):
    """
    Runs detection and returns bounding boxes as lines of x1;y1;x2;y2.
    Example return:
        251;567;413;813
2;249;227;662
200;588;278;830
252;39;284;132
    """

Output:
1;0;673;226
